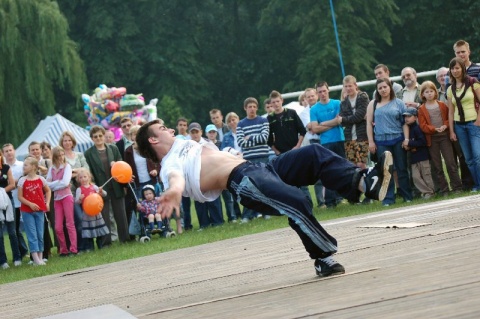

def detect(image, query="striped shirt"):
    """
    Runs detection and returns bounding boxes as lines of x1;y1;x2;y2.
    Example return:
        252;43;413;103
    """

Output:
237;116;270;160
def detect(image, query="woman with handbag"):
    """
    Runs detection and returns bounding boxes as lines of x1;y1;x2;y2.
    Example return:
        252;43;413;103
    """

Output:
447;57;480;192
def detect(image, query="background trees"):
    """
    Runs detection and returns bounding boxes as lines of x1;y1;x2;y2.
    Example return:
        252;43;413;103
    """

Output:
2;0;480;145
0;0;86;145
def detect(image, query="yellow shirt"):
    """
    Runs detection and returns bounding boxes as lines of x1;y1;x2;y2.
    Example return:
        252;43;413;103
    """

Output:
447;82;480;122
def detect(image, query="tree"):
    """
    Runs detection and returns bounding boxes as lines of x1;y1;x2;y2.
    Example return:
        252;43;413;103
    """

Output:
0;0;87;146
381;0;480;76
259;0;400;92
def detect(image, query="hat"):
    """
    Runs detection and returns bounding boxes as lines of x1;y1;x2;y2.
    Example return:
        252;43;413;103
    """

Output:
205;124;217;133
402;107;418;117
141;184;155;198
188;122;202;132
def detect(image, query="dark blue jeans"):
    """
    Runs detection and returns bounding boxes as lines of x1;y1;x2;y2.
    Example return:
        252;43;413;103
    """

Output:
377;140;413;204
181;196;192;230
454;122;480;189
227;144;359;259
194;197;224;229
0;215;21;264
321;141;346;207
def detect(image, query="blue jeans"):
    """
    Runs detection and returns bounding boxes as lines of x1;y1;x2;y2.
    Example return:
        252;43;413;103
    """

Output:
377;140;413;204
242;156;269;219
0;217;21;264
194;197;224;228
181;196;192;230
15;207;28;256
454;122;480;189
21;212;45;253
221;190;237;221
321;141;346;207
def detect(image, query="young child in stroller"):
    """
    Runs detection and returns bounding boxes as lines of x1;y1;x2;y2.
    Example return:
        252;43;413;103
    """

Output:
136;185;165;234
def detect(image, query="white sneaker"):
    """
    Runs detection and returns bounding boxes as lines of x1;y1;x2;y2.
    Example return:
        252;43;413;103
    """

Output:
43;258;48;263
240;218;249;224
14;261;22;267
1;263;9;269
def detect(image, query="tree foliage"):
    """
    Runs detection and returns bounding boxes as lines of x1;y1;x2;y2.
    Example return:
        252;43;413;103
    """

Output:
0;0;87;146
3;0;480;146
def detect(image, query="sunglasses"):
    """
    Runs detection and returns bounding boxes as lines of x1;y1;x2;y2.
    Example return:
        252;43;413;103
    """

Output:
92;134;104;139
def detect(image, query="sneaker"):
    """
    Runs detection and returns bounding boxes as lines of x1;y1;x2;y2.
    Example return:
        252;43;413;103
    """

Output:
240;218;249;224
314;256;345;277
14;261;22;267
363;151;393;201
1;263;9;270
263;215;271;220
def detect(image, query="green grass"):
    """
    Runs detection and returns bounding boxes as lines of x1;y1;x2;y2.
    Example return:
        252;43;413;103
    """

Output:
0;190;470;285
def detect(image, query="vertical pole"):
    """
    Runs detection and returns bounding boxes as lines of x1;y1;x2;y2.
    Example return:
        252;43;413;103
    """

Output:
329;0;345;78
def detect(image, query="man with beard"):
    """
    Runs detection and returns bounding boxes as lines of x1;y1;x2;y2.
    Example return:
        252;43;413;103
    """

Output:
399;67;423;109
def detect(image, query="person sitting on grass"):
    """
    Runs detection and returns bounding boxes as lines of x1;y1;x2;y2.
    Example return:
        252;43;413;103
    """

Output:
137;185;165;233
136;119;393;277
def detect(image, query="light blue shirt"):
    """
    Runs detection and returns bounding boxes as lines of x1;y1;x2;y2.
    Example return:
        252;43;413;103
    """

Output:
374;98;407;142
310;99;344;144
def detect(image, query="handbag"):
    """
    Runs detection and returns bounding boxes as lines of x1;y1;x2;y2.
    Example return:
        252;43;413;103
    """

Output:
128;211;141;236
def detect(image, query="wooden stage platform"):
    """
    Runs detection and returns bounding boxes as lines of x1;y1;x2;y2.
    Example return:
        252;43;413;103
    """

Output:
2;195;480;319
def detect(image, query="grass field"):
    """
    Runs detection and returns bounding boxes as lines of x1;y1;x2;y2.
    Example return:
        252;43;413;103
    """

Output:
0;189;468;285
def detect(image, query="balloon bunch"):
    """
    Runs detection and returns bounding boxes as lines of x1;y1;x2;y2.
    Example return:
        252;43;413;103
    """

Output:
81;84;158;133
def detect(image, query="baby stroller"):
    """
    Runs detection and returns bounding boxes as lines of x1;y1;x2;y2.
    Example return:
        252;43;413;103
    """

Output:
138;213;176;243
129;183;176;243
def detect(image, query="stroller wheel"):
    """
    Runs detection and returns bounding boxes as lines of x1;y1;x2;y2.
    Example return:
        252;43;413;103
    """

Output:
166;231;176;238
140;236;151;243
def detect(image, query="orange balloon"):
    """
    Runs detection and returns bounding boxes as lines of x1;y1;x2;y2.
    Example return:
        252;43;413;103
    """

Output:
82;193;104;216
111;161;133;183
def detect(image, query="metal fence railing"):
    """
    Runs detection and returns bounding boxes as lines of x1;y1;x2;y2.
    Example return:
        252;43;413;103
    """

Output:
281;70;438;100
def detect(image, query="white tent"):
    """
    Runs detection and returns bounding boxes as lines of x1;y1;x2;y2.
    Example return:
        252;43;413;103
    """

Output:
16;114;93;160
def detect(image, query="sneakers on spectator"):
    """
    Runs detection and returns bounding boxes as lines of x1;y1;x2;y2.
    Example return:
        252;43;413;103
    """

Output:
363;151;393;201
314;256;345;277
1;263;9;269
240;218;249;224
14;261;22;267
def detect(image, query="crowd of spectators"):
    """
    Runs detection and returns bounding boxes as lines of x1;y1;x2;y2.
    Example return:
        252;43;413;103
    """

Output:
1;39;479;269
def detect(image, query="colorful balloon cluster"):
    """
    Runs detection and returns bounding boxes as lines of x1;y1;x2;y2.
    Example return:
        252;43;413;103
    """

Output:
81;84;158;135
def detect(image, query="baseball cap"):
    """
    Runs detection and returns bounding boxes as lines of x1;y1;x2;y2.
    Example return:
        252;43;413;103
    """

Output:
188;122;202;132
402;107;418;117
205;124;217;133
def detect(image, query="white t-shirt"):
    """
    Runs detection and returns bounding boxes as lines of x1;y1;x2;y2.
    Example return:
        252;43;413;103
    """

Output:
133;150;150;183
160;139;221;202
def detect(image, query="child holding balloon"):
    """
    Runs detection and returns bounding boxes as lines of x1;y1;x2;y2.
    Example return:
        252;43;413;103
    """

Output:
47;146;77;257
75;168;109;251
17;157;51;265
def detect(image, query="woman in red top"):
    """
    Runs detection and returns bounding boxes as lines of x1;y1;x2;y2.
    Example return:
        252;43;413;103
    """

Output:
18;157;51;266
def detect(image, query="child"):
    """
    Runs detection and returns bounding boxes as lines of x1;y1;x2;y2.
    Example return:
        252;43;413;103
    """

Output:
46;146;77;256
137;184;165;233
417;81;463;196
17;157;51;265
75;168;109;250
403;108;435;199
205;124;222;148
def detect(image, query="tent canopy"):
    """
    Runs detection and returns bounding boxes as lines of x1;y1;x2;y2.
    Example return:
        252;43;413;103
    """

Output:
16;114;93;160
